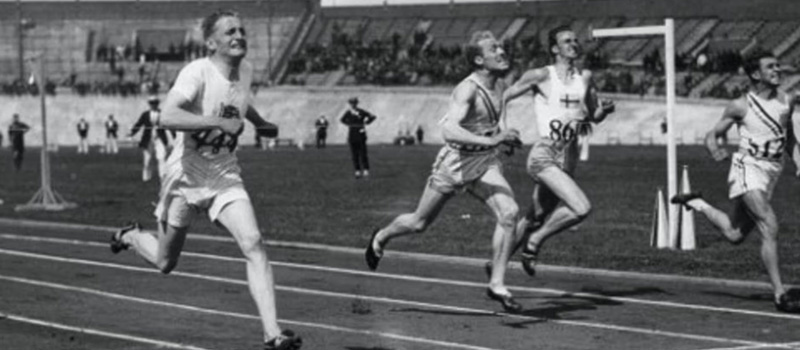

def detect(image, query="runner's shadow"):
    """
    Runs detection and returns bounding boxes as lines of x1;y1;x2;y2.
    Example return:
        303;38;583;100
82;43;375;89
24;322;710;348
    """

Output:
345;347;394;350
390;307;496;318
500;299;597;328
577;286;672;302
703;290;774;301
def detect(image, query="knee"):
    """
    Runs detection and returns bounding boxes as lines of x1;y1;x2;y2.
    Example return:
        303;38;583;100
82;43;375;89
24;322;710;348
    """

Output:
497;203;519;229
238;234;267;258
157;258;179;274
573;201;592;220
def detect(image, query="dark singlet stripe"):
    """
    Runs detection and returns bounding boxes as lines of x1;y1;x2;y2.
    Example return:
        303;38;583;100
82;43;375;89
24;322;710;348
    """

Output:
747;93;783;137
470;78;500;125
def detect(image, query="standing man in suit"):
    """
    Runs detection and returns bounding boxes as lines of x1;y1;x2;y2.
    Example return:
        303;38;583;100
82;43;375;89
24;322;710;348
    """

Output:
130;96;172;182
340;97;376;178
77;118;90;154
315;115;329;149
105;114;120;154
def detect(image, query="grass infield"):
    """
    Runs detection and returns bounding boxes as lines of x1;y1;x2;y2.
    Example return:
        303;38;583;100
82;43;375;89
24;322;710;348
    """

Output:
1;144;798;282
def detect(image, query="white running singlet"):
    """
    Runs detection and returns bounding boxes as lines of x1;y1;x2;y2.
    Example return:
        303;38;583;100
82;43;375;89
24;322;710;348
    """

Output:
534;65;588;144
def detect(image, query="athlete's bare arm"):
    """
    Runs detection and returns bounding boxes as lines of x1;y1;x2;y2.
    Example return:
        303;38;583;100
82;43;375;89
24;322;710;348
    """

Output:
503;68;549;103
788;92;800;176
583;70;615;123
442;81;511;146
161;90;242;134
245;105;278;137
706;99;746;162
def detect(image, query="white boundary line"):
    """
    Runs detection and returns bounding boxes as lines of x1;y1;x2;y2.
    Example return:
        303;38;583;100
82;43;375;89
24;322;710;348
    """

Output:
0;247;775;347
699;342;800;350
0;311;212;350
0;274;501;350
4;233;800;322
0;217;788;291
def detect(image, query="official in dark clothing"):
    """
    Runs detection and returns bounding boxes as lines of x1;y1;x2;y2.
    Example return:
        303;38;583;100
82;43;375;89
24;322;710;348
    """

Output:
340;97;376;178
315;115;329;149
130;96;172;182
8;114;30;172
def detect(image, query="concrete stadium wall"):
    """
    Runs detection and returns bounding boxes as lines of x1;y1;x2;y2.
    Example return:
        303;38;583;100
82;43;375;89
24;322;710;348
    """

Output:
0;87;731;148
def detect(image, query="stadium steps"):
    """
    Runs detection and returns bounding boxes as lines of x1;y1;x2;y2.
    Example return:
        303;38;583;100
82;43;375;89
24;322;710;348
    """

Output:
780;74;800;90
677;18;719;55
773;23;800;57
324;69;347;87
757;21;799;52
688;73;728;98
501;18;527;41
275;10;316;84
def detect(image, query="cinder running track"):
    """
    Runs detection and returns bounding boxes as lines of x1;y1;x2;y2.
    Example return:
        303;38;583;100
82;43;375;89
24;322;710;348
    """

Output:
0;219;798;350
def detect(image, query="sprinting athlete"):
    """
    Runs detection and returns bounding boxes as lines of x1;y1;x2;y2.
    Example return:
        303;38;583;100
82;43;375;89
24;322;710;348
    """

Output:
365;31;524;312
502;25;615;276
110;10;302;349
672;49;800;313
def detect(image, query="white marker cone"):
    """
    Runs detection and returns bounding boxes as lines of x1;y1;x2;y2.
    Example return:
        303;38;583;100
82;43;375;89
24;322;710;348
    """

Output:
679;165;696;250
651;188;670;249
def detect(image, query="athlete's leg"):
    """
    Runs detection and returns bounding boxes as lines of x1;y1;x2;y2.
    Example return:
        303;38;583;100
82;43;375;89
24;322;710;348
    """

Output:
680;196;754;243
515;183;559;251
741;190;785;299
525;167;591;251
469;168;518;295
370;184;453;256
361;140;370;174
142;147;153;182
154;141;168;180
348;142;361;176
119;197;193;273
215;199;284;342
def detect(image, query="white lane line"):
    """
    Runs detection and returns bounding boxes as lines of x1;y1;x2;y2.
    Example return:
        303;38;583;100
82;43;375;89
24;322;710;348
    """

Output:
697;343;800;350
0;311;212;350
0;248;769;347
0;274;499;350
3;233;800;322
0;217;785;291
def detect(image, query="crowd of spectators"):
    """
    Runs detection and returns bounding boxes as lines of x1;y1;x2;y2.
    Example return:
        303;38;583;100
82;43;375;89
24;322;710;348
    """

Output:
285;23;776;100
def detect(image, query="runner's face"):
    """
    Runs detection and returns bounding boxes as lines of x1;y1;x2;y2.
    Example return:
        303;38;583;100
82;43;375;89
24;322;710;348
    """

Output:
479;38;509;73
757;57;781;87
208;16;247;59
553;31;581;60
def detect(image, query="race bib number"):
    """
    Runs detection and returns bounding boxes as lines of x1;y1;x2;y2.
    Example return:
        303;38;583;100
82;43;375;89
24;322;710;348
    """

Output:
746;137;785;159
548;119;584;142
191;129;240;154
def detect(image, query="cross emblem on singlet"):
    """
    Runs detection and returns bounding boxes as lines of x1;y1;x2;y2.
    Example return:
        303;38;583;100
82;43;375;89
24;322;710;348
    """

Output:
560;95;581;108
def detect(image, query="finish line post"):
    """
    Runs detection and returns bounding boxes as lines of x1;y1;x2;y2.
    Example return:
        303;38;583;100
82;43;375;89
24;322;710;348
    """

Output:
592;19;678;249
15;56;77;212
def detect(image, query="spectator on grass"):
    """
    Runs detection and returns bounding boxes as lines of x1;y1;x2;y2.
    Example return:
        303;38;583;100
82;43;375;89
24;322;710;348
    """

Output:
315;115;329;149
105;114;119;154
340;97;376;178
8;113;30;172
77;118;90;154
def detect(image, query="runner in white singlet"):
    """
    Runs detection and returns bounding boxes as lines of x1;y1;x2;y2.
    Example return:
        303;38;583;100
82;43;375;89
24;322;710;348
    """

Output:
672;50;800;313
501;25;615;277
110;10;302;349
365;31;526;313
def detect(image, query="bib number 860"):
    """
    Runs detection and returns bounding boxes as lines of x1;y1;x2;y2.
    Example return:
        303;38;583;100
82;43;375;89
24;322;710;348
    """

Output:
549;120;582;142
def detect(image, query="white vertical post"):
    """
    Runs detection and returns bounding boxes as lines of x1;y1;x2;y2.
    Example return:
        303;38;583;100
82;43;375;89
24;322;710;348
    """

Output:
664;18;679;249
593;18;678;249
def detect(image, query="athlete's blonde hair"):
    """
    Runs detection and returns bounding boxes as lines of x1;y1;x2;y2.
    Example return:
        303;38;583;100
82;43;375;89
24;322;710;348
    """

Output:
465;30;497;68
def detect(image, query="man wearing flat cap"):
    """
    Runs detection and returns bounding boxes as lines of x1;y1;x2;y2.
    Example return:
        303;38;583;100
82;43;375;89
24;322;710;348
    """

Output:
340;97;376;178
130;96;173;182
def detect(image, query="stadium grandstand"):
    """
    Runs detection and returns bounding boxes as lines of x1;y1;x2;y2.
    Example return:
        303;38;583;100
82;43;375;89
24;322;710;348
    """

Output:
2;0;800;146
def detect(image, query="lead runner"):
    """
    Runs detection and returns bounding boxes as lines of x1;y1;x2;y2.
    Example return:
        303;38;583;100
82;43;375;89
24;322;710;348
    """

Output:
365;31;524;312
109;10;300;349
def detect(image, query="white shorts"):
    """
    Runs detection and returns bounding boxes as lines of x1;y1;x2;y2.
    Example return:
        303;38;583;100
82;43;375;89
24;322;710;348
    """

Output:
728;152;783;199
154;153;249;227
428;145;502;194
